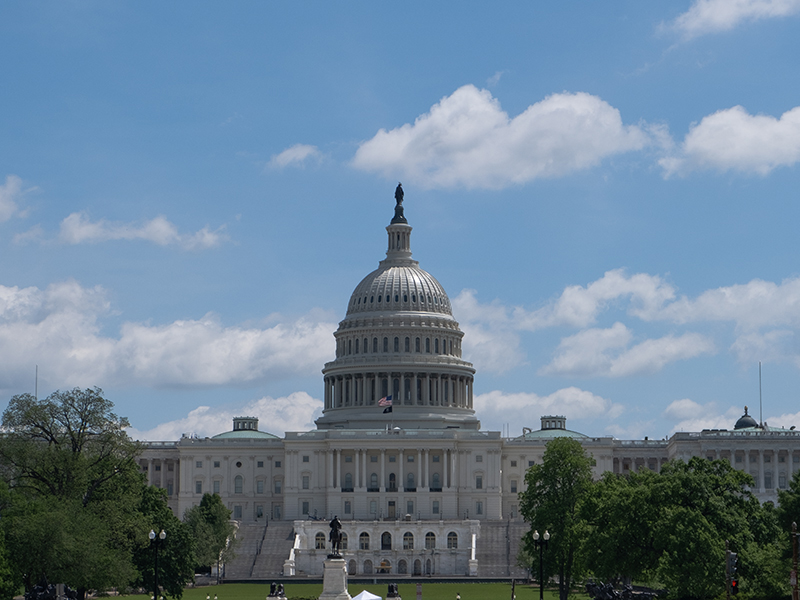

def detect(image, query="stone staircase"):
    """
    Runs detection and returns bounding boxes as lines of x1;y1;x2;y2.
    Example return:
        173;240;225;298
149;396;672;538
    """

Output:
223;521;295;580
475;519;529;578
251;521;296;578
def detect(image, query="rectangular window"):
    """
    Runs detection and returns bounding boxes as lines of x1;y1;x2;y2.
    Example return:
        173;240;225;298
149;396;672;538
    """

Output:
476;455;483;462
167;483;173;496
274;480;282;494
765;455;772;463
195;481;202;494
476;501;483;515
302;475;310;490
528;460;535;467
214;461;220;468
345;456;353;463
735;455;743;463
780;473;787;488
196;461;203;468
433;455;440;462
371;455;378;462
750;455;757;463
794;455;800;463
256;505;264;518
476;476;483;489
370;500;377;514
407;500;414;515
257;480;264;494
303;455;310;463
257;461;264;468
779;455;786;463
168;463;174;471
432;500;439;515
275;461;281;468
510;480;517;493
233;505;242;519
213;480;220;494
408;455;414;462
510;460;517;467
389;456;396;463
155;464;161;471
345;500;351;514
302;501;309;515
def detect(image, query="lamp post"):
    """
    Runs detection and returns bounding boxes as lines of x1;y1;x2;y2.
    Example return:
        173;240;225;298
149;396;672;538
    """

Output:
149;529;166;600
532;530;550;600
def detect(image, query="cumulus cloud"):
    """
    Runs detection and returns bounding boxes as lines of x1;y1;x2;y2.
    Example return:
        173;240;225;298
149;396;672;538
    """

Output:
661;105;800;176
540;323;715;377
0;175;29;222
268;144;323;169
474;387;623;435
0;280;336;396
127;392;323;440
55;212;228;250
662;398;743;432
670;0;800;39
352;85;650;189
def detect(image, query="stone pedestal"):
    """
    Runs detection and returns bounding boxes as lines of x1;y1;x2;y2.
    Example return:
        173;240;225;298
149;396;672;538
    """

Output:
318;558;352;600
468;558;478;576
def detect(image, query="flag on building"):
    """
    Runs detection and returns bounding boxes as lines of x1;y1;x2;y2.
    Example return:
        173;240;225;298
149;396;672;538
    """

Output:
383;406;392;413
378;396;392;407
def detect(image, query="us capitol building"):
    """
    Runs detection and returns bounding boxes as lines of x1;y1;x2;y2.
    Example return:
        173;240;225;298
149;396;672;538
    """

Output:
140;190;800;580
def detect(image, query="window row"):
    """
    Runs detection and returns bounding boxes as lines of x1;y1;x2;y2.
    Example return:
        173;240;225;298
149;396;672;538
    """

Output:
313;531;458;551
352;292;449;310
194;477;284;495
336;335;460;357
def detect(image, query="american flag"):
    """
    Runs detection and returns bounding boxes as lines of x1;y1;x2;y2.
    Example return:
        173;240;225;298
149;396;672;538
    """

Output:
378;396;393;407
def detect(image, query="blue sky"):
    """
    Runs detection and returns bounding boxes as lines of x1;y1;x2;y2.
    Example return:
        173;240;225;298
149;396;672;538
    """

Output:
2;1;800;440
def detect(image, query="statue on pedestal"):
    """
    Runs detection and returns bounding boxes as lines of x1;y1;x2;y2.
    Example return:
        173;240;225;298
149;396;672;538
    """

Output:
329;515;343;557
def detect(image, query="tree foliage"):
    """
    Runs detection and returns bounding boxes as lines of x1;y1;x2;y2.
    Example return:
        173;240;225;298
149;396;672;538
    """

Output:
183;493;235;570
519;437;594;600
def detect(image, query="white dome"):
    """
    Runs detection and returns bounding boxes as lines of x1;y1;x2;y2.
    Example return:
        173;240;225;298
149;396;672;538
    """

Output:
347;265;452;316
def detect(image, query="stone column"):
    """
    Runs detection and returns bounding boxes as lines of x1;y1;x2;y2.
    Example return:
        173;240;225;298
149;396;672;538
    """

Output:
759;450;765;492
328;449;335;490
355;449;361;489
423;449;429;490
336;450;342;491
380;449;386;492
417;449;422;489
399;450;404;492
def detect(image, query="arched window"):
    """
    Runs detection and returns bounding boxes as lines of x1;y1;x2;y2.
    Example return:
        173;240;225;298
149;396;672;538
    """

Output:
364;338;368;353
425;532;436;549
359;532;370;550
348;339;352;354
315;532;326;550
394;337;399;352
447;532;458;549
363;560;373;574
383;337;389;352
344;473;353;490
425;338;430;353
435;339;439;354
407;472;415;490
432;473;441;490
403;532;414;550
373;337;378;353
398;559;408;574
381;532;392;550
404;337;410;352
415;337;420;352
388;473;397;491
348;559;357;575
234;475;243;494
340;532;348;550
355;338;359;354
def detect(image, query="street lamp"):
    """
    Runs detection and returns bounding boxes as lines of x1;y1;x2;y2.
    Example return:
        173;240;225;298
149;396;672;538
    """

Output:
532;530;550;600
149;529;166;600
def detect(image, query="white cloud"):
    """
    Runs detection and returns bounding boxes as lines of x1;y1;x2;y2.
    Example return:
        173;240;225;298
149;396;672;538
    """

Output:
126;392;323;440
670;0;800;39
515;269;676;331
0;175;28;223
540;323;715;377
57;212;228;250
0;280;337;396
661;105;800;176
268;144;323;169
452;289;526;373
662;398;742;432
352;85;650;190
474;387;622;435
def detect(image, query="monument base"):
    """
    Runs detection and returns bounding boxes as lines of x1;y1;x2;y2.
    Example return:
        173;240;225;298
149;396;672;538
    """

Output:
318;558;352;600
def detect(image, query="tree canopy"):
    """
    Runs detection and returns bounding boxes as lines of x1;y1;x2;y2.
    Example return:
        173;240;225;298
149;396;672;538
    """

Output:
183;493;235;572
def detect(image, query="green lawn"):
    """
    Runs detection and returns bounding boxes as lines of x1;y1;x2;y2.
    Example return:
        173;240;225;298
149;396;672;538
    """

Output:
177;582;566;600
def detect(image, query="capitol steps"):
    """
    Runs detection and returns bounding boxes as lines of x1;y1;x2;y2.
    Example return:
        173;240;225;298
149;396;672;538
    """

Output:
223;522;269;580
475;520;530;578
250;522;297;578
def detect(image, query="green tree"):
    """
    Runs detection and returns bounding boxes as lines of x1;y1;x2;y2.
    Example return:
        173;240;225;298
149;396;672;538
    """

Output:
0;388;144;598
519;437;594;600
133;487;197;599
184;494;235;572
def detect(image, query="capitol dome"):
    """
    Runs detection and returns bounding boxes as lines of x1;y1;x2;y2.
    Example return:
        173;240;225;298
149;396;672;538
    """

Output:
316;189;478;431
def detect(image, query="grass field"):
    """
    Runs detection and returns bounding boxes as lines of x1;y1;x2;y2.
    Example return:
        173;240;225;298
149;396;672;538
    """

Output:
176;582;566;600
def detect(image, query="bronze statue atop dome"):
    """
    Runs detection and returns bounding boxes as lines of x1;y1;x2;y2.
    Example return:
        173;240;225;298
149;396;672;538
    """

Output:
391;183;407;224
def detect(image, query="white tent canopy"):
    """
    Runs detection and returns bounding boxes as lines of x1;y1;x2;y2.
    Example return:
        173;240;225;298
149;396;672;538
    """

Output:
352;591;382;600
